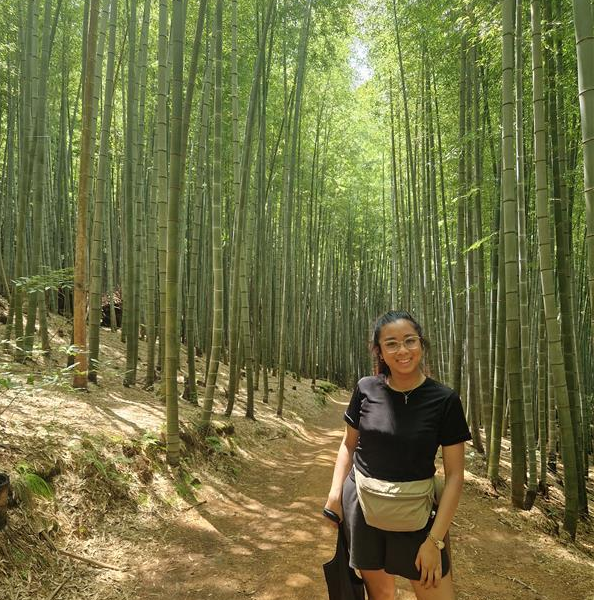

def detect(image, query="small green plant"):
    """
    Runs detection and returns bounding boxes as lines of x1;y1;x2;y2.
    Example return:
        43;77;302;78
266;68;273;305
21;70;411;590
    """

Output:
13;463;53;505
183;470;201;490
79;438;130;484
140;430;164;450
173;466;202;502
82;448;111;479
205;435;224;453
138;430;165;463
0;375;13;390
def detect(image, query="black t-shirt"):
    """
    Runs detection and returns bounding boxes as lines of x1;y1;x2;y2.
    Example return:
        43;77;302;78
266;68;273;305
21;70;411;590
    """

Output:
344;375;472;482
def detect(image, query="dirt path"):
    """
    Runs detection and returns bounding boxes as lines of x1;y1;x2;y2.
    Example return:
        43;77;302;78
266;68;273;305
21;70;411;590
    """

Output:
132;394;353;599
129;391;594;600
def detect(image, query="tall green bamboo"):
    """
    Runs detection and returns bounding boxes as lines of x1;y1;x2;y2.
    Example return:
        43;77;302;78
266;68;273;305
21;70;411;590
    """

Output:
133;0;151;374
451;36;467;393
530;0;579;538
11;0;37;362
88;0;117;383
472;43;490;459
545;3;587;514
23;0;60;356
227;0;242;407
73;0;100;389
501;0;527;509
156;0;169;380
200;0;224;431
488;214;506;483
515;0;537;509
225;0;276;417
187;35;213;403
466;45;483;453
164;0;184;465
123;0;138;387
573;0;594;369
277;0;312;417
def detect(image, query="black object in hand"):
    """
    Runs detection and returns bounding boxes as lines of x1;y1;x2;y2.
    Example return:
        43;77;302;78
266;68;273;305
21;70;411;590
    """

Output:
323;507;341;524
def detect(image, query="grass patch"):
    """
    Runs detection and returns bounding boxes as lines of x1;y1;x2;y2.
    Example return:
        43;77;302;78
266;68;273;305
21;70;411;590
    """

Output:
316;380;338;393
314;391;328;407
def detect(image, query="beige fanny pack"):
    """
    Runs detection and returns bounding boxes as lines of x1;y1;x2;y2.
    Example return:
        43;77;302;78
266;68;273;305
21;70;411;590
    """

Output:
354;467;436;532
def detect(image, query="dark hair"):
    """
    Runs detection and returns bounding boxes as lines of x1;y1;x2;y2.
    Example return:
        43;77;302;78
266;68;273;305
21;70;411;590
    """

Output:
371;310;428;376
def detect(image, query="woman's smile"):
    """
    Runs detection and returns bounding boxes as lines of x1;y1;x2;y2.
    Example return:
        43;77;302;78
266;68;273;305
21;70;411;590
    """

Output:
379;320;424;386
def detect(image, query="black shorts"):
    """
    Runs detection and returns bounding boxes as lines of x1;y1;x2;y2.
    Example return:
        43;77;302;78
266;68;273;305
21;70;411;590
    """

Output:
341;470;450;580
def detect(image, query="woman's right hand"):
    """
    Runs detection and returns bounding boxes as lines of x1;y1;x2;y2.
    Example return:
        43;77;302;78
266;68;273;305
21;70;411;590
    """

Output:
323;494;343;527
324;425;357;528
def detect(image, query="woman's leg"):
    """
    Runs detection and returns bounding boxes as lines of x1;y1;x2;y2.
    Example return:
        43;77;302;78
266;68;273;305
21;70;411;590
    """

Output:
360;569;396;600
409;571;455;600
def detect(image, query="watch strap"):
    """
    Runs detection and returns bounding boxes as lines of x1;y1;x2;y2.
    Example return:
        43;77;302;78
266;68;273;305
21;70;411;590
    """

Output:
427;531;445;549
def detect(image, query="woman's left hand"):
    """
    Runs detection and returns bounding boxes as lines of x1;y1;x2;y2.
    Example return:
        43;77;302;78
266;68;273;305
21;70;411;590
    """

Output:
414;538;442;589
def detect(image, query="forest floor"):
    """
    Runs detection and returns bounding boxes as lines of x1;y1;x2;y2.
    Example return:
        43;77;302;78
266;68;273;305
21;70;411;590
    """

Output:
1;312;594;599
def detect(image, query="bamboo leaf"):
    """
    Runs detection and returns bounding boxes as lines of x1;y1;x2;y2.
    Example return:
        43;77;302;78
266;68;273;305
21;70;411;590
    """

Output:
463;232;497;254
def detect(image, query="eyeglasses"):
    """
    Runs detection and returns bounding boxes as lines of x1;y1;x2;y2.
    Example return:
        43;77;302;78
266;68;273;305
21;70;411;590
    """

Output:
381;336;421;353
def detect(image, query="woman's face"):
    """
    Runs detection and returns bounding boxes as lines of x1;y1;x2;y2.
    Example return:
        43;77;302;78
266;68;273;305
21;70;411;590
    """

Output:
378;319;423;379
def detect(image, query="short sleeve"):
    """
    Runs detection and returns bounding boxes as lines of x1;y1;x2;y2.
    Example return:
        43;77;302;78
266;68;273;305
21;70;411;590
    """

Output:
344;385;363;429
439;392;472;446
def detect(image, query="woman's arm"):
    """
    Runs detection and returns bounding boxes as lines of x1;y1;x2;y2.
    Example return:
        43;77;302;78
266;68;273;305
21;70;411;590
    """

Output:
415;441;465;587
429;442;465;541
324;424;359;522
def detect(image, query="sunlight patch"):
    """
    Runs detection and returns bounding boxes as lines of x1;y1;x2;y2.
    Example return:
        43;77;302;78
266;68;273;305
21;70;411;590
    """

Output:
285;572;314;588
349;37;373;88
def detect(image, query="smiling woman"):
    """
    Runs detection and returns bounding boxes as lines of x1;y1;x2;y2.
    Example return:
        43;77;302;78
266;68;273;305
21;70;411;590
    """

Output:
324;310;471;600
377;320;424;384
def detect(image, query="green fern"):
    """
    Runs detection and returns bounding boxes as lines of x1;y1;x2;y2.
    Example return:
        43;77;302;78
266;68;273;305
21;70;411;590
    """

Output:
205;435;223;453
140;430;164;449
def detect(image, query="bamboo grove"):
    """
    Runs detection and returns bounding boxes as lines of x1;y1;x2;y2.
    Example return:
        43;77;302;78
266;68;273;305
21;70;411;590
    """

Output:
0;0;592;538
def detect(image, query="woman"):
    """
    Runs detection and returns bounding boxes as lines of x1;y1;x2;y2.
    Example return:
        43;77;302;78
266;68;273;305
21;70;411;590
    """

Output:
324;310;471;600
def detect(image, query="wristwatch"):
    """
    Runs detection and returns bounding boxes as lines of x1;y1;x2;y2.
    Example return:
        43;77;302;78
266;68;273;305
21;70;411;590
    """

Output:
427;532;445;550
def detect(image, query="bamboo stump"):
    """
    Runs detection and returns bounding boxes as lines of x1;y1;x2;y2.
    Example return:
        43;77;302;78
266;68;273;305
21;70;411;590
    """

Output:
0;472;10;529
